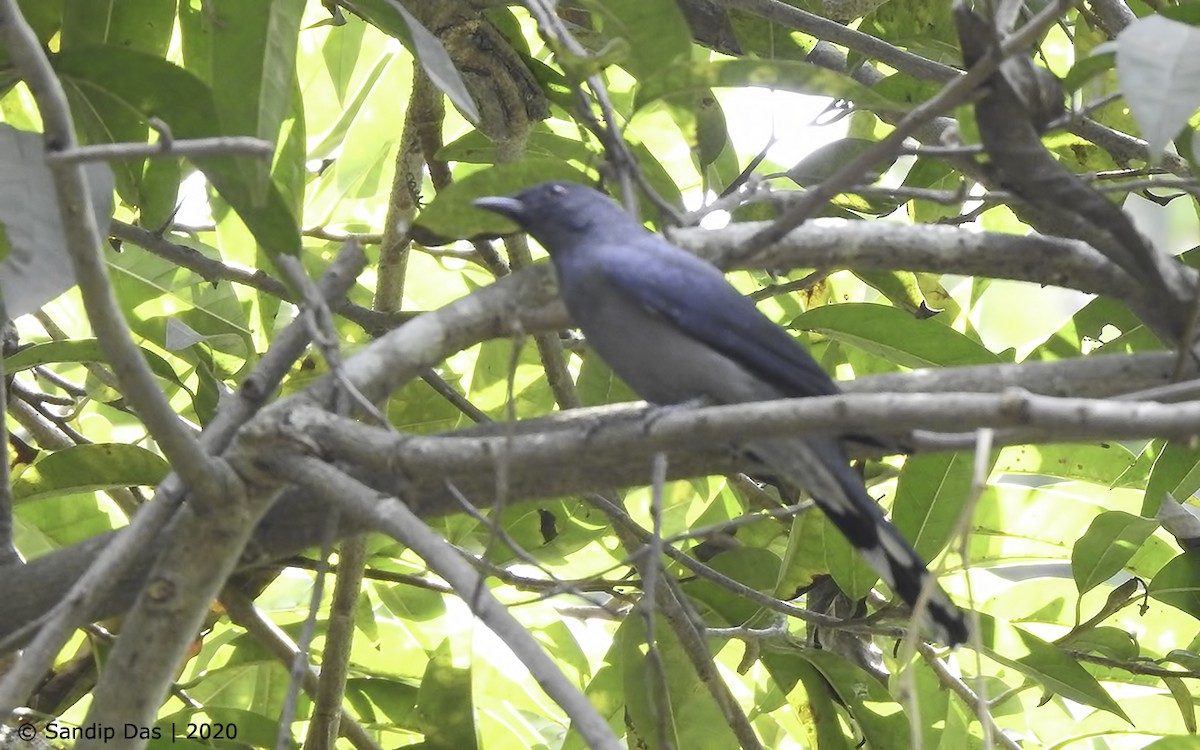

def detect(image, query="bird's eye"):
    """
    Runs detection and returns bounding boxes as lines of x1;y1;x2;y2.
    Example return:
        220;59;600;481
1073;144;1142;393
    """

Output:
549;183;566;196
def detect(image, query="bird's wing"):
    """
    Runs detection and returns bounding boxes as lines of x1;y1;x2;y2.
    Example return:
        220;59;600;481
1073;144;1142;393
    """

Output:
595;239;967;645
597;236;841;399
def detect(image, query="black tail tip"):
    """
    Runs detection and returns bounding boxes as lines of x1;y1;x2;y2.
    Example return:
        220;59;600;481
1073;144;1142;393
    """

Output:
931;602;970;648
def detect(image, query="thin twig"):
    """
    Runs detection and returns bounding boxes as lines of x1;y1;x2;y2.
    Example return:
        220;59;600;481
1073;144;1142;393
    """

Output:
111;220;401;336
967;429;995;748
45;136;274;164
642;453;670;749
717;0;960;83
276;507;340;750
220;589;383;750
916;642;1020;750
0;316;17;567
444;481;621;616
740;0;1073;256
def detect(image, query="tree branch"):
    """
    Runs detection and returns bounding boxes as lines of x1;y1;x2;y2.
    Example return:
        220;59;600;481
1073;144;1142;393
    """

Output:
110;221;401;336
295;390;1200;487
740;0;1074;252
220;589;383;750
261;454;623;750
45;136;274;164
716;0;960;83
0;0;234;506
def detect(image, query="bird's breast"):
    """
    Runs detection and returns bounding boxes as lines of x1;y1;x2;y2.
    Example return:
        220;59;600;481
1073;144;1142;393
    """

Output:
564;278;782;406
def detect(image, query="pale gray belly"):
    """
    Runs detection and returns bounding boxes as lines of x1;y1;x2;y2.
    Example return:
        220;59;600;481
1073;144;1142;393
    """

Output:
568;282;781;406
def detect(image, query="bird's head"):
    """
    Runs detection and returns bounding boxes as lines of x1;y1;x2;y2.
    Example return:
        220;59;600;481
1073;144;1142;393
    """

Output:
473;181;631;254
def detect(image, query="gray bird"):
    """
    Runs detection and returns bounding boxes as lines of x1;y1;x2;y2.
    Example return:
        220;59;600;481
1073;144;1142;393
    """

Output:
474;181;968;647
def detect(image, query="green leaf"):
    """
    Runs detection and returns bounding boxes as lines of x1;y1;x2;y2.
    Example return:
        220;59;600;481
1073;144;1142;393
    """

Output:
415;640;478;750
903;158;965;224
333;0;479;124
439;128;596;165
180;0;304;262
59;0;177;208
855;270;935;315
813;508;878;600
976;614;1131;723
61;0;175;56
872;73;945;106
563;663;623;750
792;303;1001;368
13;444;169;503
179;0;304;143
106;240;256;371
321;10;368;103
6;338;185;388
997;442;1149;488
14;491;122;552
391;2;481;125
1061;626;1140;661
1145;441;1200;515
893;451;989;561
345;677;420;730
154;708;280;750
1164;676;1197;734
613;614;739;750
787;657;852;749
636;59;910;113
800;649;911;749
904;656;953;749
682;546;781;625
138;156;183;232
1072;511;1159;594
11;332;211;420
2;1;61;70
0;124;114;317
861;0;959;63
1062;50;1116;95
55;45;300;260
1150;550;1200;620
581;0;691;80
693;91;733;174
1116;16;1200;159
1164;648;1200;673
307;36;391;161
532;620;593;685
1143;737;1200;750
412;160;592;243
374;583;447;623
788;138;893;187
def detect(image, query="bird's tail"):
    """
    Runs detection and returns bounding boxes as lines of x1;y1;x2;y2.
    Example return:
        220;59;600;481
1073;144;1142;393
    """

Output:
750;438;969;647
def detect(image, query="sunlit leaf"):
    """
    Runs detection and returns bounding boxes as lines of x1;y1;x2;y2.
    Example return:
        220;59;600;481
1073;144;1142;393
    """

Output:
792;302;1001;367
1150;550;1200;620
55;45;300;260
1116;16;1200;159
636;59;908;112
0;124;114;317
13;444;169;502
1072;511;1159;594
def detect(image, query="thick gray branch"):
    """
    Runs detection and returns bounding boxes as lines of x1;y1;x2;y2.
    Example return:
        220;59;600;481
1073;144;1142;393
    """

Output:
670;220;1138;301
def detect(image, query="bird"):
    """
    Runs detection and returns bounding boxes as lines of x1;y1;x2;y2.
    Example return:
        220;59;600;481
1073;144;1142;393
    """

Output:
473;181;969;647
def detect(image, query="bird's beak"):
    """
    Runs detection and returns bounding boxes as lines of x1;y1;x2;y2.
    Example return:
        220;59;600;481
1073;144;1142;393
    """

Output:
472;196;527;224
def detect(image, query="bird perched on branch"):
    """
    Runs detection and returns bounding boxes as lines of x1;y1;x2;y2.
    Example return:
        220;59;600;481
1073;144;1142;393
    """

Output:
474;181;968;647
